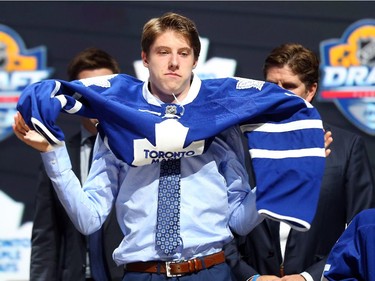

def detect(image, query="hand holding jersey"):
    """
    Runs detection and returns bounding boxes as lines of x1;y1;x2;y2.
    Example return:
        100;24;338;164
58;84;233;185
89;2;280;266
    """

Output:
13;111;53;152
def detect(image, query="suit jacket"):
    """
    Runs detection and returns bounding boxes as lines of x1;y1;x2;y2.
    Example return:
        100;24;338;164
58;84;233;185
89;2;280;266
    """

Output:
231;123;375;281
30;132;124;281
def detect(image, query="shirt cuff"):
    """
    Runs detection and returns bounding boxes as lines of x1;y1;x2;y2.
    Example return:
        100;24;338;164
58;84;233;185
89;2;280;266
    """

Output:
301;271;313;281
246;274;260;281
41;142;71;177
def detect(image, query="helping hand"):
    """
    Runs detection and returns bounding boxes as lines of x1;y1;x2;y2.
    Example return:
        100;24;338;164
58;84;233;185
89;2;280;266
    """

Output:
257;275;281;281
324;130;333;157
280;274;307;281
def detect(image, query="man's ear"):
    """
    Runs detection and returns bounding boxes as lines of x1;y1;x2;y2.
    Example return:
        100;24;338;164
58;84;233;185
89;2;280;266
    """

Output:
306;82;318;103
192;59;198;69
141;51;148;66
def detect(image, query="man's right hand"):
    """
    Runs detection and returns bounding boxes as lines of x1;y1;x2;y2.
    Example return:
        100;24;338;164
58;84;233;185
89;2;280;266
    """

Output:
324;130;333;157
12;111;54;152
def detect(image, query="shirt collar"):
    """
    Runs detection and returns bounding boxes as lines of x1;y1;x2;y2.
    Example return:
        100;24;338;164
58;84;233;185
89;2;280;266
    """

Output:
142;74;202;106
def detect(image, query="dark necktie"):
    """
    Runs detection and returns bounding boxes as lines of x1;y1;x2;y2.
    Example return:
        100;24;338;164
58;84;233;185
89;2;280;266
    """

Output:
86;135;109;280
155;158;181;255
87;135;96;168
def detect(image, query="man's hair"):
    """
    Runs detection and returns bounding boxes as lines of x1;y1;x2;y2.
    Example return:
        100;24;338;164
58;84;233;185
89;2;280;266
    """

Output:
141;12;201;61
263;43;319;88
67;47;120;81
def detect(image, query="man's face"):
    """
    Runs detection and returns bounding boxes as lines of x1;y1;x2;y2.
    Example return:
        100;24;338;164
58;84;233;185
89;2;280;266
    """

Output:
266;65;316;102
78;68;114;134
142;30;197;103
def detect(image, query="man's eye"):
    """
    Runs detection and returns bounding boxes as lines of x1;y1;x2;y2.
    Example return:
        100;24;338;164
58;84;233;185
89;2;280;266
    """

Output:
283;84;296;90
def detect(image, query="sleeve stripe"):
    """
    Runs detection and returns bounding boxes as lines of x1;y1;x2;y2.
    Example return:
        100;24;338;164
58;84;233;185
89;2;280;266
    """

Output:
258;208;311;232
241;119;323;133
250;147;326;159
50;81;61;98
64;100;82;114
31;117;63;145
55;95;67;108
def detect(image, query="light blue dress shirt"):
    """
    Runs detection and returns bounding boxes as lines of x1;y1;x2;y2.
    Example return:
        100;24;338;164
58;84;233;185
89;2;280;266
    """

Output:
41;128;260;266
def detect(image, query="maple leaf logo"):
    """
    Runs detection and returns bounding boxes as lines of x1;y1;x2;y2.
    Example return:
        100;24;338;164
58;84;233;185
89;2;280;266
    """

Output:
0;190;32;279
133;119;205;166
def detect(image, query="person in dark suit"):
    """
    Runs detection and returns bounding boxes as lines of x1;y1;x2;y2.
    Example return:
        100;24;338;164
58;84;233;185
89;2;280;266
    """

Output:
30;47;124;281
231;43;375;281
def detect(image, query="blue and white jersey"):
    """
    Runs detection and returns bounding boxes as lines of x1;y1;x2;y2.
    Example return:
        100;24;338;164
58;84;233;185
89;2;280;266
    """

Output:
17;74;325;231
322;208;375;281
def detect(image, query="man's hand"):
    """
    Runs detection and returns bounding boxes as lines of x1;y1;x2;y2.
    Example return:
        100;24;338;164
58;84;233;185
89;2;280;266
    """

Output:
258;275;281;281
324;130;333;157
280;274;306;281
12;111;54;152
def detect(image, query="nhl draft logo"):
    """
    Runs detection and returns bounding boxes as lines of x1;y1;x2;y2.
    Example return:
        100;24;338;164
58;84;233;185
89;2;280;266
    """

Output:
318;19;375;135
0;24;53;142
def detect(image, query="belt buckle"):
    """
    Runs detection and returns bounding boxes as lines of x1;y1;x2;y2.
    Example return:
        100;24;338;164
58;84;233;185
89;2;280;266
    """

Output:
165;261;183;277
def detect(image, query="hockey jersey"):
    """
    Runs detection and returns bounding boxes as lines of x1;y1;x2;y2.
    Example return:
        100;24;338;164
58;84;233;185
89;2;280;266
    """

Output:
323;208;375;281
17;74;325;231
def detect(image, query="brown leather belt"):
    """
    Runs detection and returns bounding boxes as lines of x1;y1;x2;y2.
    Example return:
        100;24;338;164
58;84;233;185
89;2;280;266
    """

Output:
125;251;225;277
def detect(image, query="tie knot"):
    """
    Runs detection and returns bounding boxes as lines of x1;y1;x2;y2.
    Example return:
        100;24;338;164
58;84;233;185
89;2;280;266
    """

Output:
160;159;181;176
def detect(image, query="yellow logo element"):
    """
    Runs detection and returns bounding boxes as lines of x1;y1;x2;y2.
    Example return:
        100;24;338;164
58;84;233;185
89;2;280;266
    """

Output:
0;31;37;71
328;24;375;67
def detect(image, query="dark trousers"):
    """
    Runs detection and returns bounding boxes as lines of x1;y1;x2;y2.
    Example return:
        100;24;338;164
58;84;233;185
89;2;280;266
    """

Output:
122;263;232;281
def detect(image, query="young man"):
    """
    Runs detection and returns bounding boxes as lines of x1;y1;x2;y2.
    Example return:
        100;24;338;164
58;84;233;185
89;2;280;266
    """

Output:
30;48;123;281
234;43;375;281
13;14;325;281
